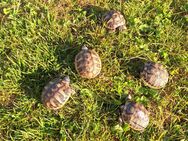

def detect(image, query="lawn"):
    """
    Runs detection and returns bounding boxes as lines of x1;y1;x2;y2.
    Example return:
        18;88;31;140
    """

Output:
0;0;188;140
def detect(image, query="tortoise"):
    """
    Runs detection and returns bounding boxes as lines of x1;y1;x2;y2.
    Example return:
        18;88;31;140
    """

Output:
120;102;149;131
140;62;169;89
104;10;126;32
75;46;102;79
41;76;75;110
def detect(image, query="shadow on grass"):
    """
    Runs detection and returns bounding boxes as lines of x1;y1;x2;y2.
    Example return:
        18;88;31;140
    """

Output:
68;5;109;45
52;38;80;71
83;5;108;22
19;68;59;102
18;38;80;103
120;57;146;79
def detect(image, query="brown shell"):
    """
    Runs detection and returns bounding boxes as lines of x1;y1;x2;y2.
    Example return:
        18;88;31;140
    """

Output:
120;102;149;131
104;10;126;31
140;62;169;89
41;77;75;110
75;47;101;78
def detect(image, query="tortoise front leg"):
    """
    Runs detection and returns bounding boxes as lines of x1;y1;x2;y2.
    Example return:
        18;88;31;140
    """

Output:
118;25;127;31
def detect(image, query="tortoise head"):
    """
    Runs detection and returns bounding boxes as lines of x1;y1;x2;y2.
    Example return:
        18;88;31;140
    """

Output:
82;45;88;51
63;76;70;84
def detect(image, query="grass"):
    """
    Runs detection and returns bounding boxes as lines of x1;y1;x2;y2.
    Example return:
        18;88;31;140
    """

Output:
0;0;187;140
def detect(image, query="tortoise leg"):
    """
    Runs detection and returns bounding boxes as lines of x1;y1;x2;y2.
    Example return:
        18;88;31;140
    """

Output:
118;25;127;31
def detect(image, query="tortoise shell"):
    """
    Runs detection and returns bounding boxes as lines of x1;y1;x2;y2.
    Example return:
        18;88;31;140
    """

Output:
75;46;102;79
104;10;126;32
120;102;149;131
41;76;75;110
140;62;169;89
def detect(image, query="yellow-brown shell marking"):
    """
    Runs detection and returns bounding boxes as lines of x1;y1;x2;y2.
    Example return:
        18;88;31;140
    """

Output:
75;47;101;78
41;77;75;110
140;62;169;89
104;10;126;31
120;102;149;131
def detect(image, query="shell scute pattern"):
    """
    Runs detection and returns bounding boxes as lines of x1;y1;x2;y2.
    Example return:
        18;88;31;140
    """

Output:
42;77;75;110
120;102;149;131
141;62;169;89
104;10;126;31
75;47;101;79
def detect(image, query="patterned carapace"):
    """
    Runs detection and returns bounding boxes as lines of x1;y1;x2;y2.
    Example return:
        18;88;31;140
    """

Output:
141;62;169;89
120;102;149;131
104;10;126;32
41;76;75;110
75;46;101;79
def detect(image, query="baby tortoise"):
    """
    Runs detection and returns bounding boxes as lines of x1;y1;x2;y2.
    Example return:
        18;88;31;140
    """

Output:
140;62;169;89
120;102;149;131
75;46;102;79
104;10;126;32
41;76;75;110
